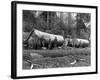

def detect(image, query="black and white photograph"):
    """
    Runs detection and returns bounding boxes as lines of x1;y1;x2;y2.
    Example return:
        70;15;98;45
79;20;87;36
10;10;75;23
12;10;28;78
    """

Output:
11;1;97;79
23;10;91;69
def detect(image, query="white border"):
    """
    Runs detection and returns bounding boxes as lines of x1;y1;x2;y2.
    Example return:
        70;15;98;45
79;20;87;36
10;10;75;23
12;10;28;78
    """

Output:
17;3;96;77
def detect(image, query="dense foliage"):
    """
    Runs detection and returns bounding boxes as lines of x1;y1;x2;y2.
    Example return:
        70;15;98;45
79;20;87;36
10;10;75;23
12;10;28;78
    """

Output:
23;10;91;39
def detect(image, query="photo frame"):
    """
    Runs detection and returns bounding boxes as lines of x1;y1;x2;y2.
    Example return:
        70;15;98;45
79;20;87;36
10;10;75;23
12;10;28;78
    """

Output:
11;1;98;79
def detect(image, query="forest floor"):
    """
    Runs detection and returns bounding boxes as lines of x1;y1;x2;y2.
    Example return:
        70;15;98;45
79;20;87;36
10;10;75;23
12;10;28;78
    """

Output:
23;47;91;69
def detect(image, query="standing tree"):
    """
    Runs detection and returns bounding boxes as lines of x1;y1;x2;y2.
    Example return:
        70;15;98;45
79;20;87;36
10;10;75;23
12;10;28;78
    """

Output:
76;13;91;39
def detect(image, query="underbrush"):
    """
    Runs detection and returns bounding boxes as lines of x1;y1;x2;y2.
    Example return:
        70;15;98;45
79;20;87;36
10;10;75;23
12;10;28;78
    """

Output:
23;48;90;69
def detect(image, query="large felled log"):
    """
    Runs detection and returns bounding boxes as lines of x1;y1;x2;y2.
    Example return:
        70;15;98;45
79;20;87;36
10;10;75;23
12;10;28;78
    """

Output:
23;48;90;57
